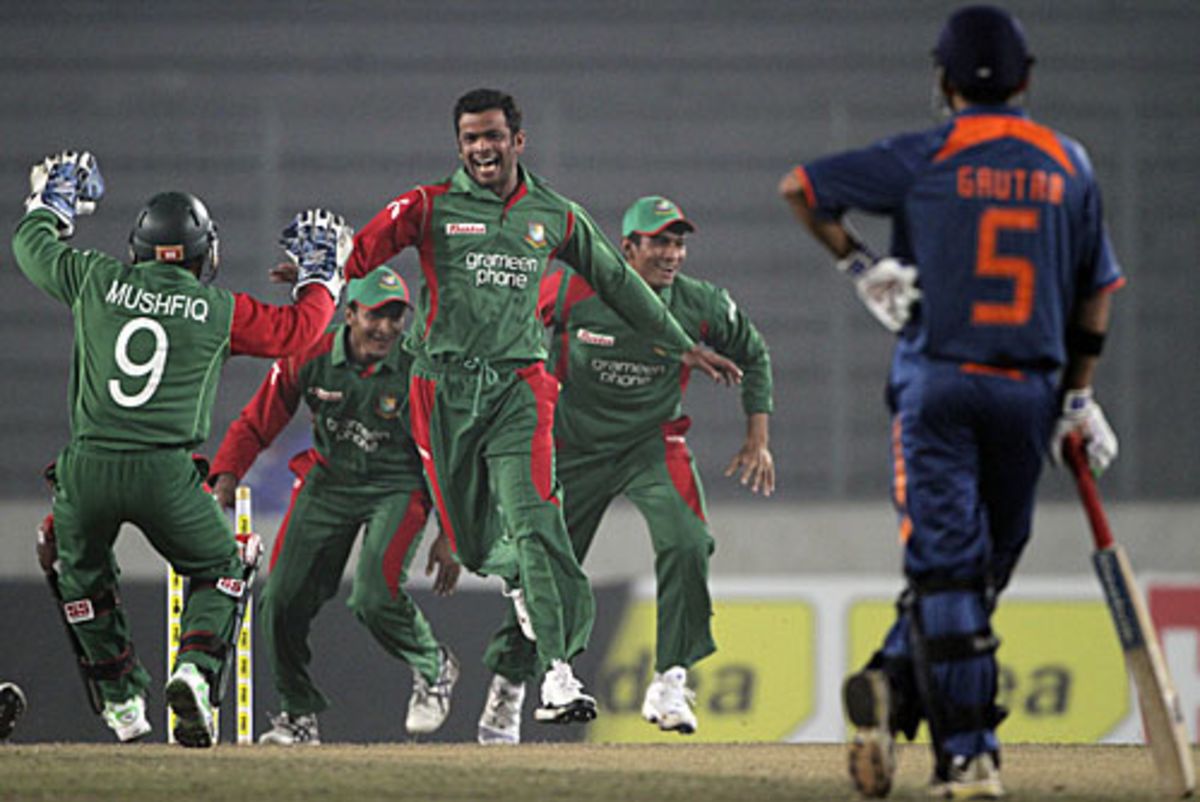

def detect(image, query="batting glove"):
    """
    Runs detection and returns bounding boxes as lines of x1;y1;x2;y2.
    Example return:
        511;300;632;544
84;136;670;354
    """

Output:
280;208;351;302
1050;388;1118;474
836;250;922;333
25;150;105;238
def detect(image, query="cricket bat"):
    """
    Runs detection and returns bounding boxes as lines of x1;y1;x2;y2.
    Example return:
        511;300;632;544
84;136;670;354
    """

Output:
1064;433;1195;798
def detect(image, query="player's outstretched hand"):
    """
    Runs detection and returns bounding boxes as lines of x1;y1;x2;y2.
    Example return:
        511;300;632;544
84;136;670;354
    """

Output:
211;473;237;510
426;531;461;596
836;251;921;333
681;345;742;386
724;439;775;496
1051;388;1118;474
25;150;105;238
280;208;352;301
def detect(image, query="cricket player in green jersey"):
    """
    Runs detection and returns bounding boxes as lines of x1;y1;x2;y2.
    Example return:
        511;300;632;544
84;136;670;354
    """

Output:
12;151;346;747
343;89;744;725
477;195;775;742
210;266;462;744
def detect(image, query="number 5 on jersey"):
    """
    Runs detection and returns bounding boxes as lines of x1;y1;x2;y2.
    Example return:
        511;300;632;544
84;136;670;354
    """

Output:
972;206;1038;327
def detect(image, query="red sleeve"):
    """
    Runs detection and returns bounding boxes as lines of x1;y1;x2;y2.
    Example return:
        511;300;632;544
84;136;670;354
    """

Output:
537;270;564;327
210;352;308;481
229;284;334;358
344;187;427;280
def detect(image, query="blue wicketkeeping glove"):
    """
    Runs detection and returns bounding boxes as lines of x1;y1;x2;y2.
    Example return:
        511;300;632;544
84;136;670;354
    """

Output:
25;151;105;238
280;208;351;301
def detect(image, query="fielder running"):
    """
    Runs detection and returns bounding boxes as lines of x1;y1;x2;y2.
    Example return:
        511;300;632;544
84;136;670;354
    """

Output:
780;5;1122;798
478;196;774;743
342;88;743;724
12;151;346;747
209;265;462;744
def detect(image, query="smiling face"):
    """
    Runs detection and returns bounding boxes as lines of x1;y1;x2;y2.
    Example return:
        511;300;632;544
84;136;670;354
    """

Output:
456;108;526;198
345;301;406;364
622;225;689;289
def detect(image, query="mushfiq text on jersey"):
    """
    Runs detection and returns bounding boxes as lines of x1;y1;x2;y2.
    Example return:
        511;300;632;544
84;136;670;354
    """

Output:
956;165;1065;205
104;279;210;323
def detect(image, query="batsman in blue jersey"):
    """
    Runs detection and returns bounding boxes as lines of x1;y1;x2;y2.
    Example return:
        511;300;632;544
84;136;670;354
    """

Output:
781;5;1122;799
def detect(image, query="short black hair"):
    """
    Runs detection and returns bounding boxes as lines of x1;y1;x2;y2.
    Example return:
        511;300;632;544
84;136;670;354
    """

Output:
454;88;522;137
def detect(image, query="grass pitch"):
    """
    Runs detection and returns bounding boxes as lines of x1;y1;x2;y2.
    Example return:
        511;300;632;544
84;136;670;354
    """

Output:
1;742;1194;801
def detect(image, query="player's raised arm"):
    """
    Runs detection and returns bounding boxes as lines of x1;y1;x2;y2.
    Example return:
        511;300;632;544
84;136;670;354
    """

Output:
229;209;348;358
13;150;106;305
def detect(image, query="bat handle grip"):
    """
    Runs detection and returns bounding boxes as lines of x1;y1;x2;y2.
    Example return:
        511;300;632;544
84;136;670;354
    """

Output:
1064;432;1115;551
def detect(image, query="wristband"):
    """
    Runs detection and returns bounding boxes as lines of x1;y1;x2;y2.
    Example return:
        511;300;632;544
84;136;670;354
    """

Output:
1066;325;1106;357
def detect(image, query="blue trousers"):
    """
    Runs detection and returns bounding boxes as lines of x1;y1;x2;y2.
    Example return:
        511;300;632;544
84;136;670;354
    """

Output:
879;354;1057;758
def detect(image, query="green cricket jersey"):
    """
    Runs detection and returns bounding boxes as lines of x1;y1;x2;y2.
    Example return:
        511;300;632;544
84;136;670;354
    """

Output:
211;324;425;490
13;210;235;450
345;166;696;365
543;269;774;452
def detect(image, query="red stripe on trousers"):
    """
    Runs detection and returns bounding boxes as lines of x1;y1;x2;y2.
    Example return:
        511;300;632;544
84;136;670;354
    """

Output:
409;374;457;551
517;362;559;503
269;449;322;571
380;490;433;599
661;417;705;522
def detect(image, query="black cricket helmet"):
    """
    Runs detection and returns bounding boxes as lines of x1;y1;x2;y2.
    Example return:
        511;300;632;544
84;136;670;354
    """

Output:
129;191;220;283
933;4;1033;99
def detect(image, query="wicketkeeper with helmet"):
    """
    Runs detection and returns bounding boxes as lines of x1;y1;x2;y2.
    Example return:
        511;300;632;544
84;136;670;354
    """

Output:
13;151;347;747
780;5;1122;798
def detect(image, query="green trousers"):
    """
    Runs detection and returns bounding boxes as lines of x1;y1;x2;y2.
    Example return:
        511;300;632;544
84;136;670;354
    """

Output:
483;420;716;682
52;443;243;703
410;359;593;673
258;460;440;716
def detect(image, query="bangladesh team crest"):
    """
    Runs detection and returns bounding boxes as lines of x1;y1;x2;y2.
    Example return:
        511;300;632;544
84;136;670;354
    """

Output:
376;392;400;419
524;221;547;248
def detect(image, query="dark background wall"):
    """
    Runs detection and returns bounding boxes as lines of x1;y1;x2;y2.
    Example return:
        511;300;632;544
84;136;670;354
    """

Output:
1;579;631;744
1;0;1198;507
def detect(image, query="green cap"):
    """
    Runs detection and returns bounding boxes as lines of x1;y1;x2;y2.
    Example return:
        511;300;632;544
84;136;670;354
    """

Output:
621;195;695;238
346;266;410;310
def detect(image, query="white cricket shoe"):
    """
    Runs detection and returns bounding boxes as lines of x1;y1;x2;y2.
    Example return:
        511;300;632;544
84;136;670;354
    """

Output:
258;711;320;745
101;695;151;743
502;581;537;641
406;646;460;734
930;752;1004;800
165;663;215;748
641;666;697;735
843;669;896;799
533;660;596;724
0;682;26;741
477;673;525;744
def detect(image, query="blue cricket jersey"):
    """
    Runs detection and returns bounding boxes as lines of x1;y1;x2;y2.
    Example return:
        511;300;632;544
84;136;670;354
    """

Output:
797;106;1123;373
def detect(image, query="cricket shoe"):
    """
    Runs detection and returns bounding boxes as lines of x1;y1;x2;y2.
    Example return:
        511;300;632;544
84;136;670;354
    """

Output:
641;666;697;735
930;752;1004;800
533;660;596;724
843;669;896;798
165;663;215;748
502;581;536;641
407;646;460;735
0;682;27;740
477;673;525;744
259;711;320;745
100;695;151;743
